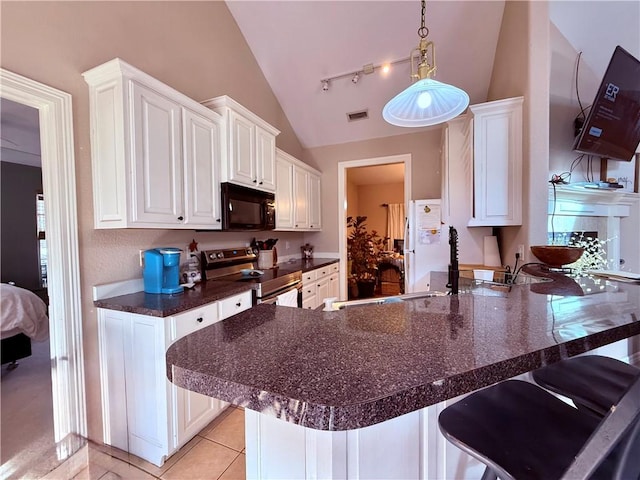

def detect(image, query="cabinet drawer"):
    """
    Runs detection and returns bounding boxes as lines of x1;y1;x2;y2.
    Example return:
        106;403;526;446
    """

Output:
317;267;330;278
302;270;317;283
302;295;317;310
330;263;339;274
168;302;219;346
219;291;252;319
303;283;317;300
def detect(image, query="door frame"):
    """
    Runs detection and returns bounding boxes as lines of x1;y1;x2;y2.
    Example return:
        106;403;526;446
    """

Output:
1;69;86;445
338;154;412;300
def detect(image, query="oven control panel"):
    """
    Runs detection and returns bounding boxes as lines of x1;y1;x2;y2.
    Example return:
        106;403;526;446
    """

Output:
201;247;257;267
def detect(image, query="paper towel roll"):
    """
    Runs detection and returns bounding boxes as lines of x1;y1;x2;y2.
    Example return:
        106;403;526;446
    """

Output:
483;236;502;267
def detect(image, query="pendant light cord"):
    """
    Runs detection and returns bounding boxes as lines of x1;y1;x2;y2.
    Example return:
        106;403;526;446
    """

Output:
418;0;429;39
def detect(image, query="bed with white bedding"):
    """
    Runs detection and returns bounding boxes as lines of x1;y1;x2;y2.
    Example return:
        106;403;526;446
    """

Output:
1;283;49;365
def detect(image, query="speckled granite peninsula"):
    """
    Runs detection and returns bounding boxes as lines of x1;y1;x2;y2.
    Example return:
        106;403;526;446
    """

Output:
166;276;640;431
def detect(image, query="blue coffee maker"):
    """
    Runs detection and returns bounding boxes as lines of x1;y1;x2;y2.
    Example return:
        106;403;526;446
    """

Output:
143;248;184;294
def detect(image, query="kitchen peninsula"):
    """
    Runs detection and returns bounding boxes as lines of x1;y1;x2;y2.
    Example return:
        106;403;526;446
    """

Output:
166;276;640;479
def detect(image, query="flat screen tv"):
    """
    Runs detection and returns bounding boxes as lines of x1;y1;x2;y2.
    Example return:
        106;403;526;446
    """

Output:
573;45;640;162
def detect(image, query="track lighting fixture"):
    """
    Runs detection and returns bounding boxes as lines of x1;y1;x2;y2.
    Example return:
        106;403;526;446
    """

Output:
319;58;410;91
382;0;469;127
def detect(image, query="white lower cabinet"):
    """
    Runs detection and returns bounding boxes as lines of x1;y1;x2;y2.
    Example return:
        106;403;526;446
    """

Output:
302;263;340;310
97;290;252;466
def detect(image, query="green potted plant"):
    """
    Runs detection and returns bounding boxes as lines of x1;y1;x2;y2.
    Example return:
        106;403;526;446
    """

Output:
347;215;388;298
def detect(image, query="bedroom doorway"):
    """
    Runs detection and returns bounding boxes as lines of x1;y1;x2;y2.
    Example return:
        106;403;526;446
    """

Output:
0;68;86;476
338;154;411;300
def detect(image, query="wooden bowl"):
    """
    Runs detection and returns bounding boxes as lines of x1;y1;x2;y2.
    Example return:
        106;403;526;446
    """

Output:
530;245;584;267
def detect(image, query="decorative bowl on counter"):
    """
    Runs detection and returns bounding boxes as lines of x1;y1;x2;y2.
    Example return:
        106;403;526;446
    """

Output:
530;245;584;267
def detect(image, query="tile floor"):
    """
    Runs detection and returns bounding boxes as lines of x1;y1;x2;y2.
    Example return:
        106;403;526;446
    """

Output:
74;407;246;480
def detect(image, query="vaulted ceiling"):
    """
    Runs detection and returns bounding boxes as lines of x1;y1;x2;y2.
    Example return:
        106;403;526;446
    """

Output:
228;0;640;150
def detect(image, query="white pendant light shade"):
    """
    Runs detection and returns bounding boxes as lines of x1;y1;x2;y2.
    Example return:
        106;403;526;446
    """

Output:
383;78;470;127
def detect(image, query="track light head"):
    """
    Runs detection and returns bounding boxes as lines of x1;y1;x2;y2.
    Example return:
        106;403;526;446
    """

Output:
351;73;360;84
322;80;329;92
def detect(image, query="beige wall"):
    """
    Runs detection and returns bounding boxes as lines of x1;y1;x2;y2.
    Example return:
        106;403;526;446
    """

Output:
303;129;441;253
485;1;549;266
0;1;308;442
356;183;404;241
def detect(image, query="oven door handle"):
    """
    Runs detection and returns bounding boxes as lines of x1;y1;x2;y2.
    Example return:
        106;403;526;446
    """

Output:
259;283;302;305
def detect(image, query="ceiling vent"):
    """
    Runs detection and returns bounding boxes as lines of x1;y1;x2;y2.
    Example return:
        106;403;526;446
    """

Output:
347;109;369;122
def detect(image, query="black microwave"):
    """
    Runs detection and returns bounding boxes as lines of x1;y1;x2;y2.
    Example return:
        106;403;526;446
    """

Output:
221;182;275;231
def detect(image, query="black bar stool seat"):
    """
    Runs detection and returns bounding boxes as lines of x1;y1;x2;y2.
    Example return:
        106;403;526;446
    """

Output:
532;355;640;417
438;379;636;480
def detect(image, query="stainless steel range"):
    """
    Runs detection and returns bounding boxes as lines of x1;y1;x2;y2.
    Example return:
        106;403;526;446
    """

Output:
201;247;302;306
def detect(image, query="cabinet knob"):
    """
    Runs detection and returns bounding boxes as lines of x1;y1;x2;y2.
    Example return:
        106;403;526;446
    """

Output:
310;225;314;228
236;301;242;307
259;181;263;185
216;219;221;222
253;179;257;183
295;224;298;227
196;317;203;323
178;216;184;221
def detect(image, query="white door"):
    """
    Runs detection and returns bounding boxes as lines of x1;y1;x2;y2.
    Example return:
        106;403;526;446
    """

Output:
308;172;322;229
130;81;184;225
275;156;295;229
293;166;309;229
174;386;221;447
183;108;222;228
256;126;276;191
228;110;256;187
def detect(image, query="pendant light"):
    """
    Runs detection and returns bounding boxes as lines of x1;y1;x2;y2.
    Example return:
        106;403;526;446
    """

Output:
383;0;469;127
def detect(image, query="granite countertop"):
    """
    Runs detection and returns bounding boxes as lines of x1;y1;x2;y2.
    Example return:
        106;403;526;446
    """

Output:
93;281;253;317
281;257;339;273
93;257;339;317
166;275;640;431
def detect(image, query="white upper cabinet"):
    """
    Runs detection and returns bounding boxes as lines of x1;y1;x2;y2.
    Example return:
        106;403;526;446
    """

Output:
83;58;223;229
275;155;295;229
275;148;322;231
468;96;523;226
183;108;223;228
202;95;279;193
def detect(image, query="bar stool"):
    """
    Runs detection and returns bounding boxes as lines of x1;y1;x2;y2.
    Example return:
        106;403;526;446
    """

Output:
532;355;640;417
438;377;640;480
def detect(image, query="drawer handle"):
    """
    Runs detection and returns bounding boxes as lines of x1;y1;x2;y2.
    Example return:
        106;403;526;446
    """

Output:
236;301;242;307
196;317;203;323
178;216;184;221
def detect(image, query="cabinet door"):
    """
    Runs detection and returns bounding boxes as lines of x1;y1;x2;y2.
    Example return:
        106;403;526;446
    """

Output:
130;81;184;225
183;108;222;228
275;156;295;229
228;110;256;187
329;272;340;300
316;276;331;307
125;313;171;466
308;172;322;230
469;97;523;226
293;166;309;229
256;126;276;192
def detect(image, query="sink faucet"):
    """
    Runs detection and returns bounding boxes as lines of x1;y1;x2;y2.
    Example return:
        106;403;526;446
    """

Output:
447;226;459;295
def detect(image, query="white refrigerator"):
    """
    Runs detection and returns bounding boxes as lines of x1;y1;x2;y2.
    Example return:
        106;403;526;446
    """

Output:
404;199;451;293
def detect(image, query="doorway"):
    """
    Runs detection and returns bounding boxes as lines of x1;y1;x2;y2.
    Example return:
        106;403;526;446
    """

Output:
338;154;411;300
0;68;86;476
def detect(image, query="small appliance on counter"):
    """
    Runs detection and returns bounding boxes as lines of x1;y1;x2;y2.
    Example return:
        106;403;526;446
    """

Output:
301;243;314;259
143;248;184;294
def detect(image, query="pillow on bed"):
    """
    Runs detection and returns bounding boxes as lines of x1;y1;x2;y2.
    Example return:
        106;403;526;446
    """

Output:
1;283;49;342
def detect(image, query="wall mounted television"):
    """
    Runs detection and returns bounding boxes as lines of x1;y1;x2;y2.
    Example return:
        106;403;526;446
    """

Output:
573;45;640;162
